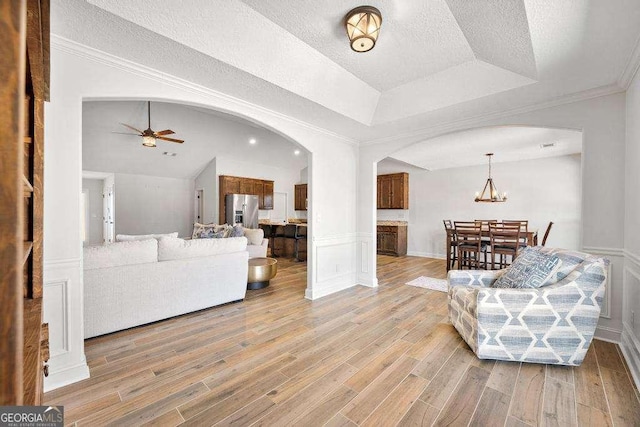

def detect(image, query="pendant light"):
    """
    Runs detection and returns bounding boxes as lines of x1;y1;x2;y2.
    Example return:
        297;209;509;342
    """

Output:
475;153;507;202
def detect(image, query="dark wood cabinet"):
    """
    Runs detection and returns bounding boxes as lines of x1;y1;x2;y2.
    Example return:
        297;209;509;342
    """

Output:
377;173;409;209
376;225;407;256
263;181;274;209
219;175;275;222
294;184;308;211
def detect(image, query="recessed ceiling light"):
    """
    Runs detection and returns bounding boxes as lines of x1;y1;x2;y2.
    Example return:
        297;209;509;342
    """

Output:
163;152;177;157
249;138;257;145
540;142;556;148
294;149;301;155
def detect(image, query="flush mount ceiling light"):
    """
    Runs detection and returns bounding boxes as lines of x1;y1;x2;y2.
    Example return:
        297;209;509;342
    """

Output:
345;6;382;52
294;149;300;155
474;153;507;203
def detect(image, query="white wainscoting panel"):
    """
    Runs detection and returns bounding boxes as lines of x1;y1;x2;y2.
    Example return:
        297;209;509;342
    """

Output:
44;280;69;357
622;254;640;389
307;234;357;300
43;258;90;391
356;232;377;287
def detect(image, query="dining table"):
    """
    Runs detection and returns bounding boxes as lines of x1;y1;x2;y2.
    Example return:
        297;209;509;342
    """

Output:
445;225;538;271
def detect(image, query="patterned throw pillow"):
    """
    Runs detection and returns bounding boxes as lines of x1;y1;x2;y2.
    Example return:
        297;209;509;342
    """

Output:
492;247;562;289
192;223;231;239
229;224;245;238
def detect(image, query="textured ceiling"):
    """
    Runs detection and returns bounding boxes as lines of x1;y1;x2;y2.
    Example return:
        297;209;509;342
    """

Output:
389;126;582;170
54;0;640;140
82;101;308;179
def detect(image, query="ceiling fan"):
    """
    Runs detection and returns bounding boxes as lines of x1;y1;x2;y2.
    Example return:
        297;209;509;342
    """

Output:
119;101;184;147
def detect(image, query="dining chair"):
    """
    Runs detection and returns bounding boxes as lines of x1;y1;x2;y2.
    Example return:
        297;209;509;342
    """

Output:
541;221;554;246
454;221;486;270
503;220;529;247
443;220;458;271
489;222;521;269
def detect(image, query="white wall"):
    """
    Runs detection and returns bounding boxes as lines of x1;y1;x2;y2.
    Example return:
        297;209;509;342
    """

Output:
43;38;358;390
358;93;626;344
114;173;194;238
623;67;640;386
194;158;217;224
81;178;103;246
378;155;582;257
215;156;304;223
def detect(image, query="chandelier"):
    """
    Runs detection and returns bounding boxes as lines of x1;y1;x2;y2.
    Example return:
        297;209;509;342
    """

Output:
475;153;507;203
345;6;382;52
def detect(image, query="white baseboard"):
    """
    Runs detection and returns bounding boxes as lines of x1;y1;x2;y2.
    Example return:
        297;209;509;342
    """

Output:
357;274;378;288
305;273;356;300
621;322;640;390
594;326;622;343
43;361;90;392
406;251;446;259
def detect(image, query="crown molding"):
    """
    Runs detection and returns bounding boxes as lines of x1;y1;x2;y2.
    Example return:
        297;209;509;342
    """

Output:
360;83;625;147
50;35;360;147
619;33;640;89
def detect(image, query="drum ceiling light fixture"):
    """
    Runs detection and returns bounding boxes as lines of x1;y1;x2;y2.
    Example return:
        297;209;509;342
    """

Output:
345;6;382;53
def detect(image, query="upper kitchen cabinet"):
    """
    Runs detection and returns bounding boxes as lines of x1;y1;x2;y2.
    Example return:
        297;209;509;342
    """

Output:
377;173;409;209
294;184;307;211
262;181;274;210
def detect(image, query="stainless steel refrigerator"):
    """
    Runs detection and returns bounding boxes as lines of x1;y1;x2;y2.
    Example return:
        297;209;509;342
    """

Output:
225;194;259;229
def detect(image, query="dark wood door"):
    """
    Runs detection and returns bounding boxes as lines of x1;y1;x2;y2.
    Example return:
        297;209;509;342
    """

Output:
378;176;391;209
253;180;264;208
263;181;274;210
294;184;307;211
239;178;253;195
390;174;407;209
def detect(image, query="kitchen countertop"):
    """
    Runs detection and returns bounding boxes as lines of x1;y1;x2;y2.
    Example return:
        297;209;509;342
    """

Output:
377;221;408;226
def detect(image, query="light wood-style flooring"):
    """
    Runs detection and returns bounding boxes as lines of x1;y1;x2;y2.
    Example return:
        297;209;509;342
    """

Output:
46;255;640;426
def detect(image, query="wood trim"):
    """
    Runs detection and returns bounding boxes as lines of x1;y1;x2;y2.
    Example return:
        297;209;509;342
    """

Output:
32;95;44;297
25;0;49;101
0;0;27;406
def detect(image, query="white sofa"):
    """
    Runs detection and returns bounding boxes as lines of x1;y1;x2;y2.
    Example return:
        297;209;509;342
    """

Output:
247;238;268;258
83;236;249;338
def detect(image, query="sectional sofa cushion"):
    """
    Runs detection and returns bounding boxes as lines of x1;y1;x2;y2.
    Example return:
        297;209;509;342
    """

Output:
492;247;562;289
158;236;247;261
84;239;158;270
116;232;178;242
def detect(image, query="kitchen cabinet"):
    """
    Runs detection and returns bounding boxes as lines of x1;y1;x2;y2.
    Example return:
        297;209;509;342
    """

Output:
263;181;274;209
294;184;308;211
377;173;409;209
376;225;407;256
219;175;275;222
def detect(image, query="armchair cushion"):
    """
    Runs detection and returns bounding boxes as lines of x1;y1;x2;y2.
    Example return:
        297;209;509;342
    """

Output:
492;247;562;289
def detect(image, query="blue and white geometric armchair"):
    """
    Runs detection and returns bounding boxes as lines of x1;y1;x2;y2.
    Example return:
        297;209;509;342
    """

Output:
448;247;609;366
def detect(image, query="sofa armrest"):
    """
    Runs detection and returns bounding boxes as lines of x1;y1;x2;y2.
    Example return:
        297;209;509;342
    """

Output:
448;269;505;288
261;238;269;248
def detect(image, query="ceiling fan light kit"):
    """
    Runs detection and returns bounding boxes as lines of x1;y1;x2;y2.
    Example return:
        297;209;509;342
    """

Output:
475;153;507;203
120;101;184;147
345;6;382;52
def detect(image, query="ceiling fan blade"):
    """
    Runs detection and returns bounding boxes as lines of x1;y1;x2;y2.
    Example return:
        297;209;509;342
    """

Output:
111;132;141;136
155;129;175;136
157;136;184;144
120;123;144;134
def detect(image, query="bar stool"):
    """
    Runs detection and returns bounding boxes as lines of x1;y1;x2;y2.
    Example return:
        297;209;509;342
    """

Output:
284;224;298;258
272;225;285;257
443;220;457;271
295;225;307;261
